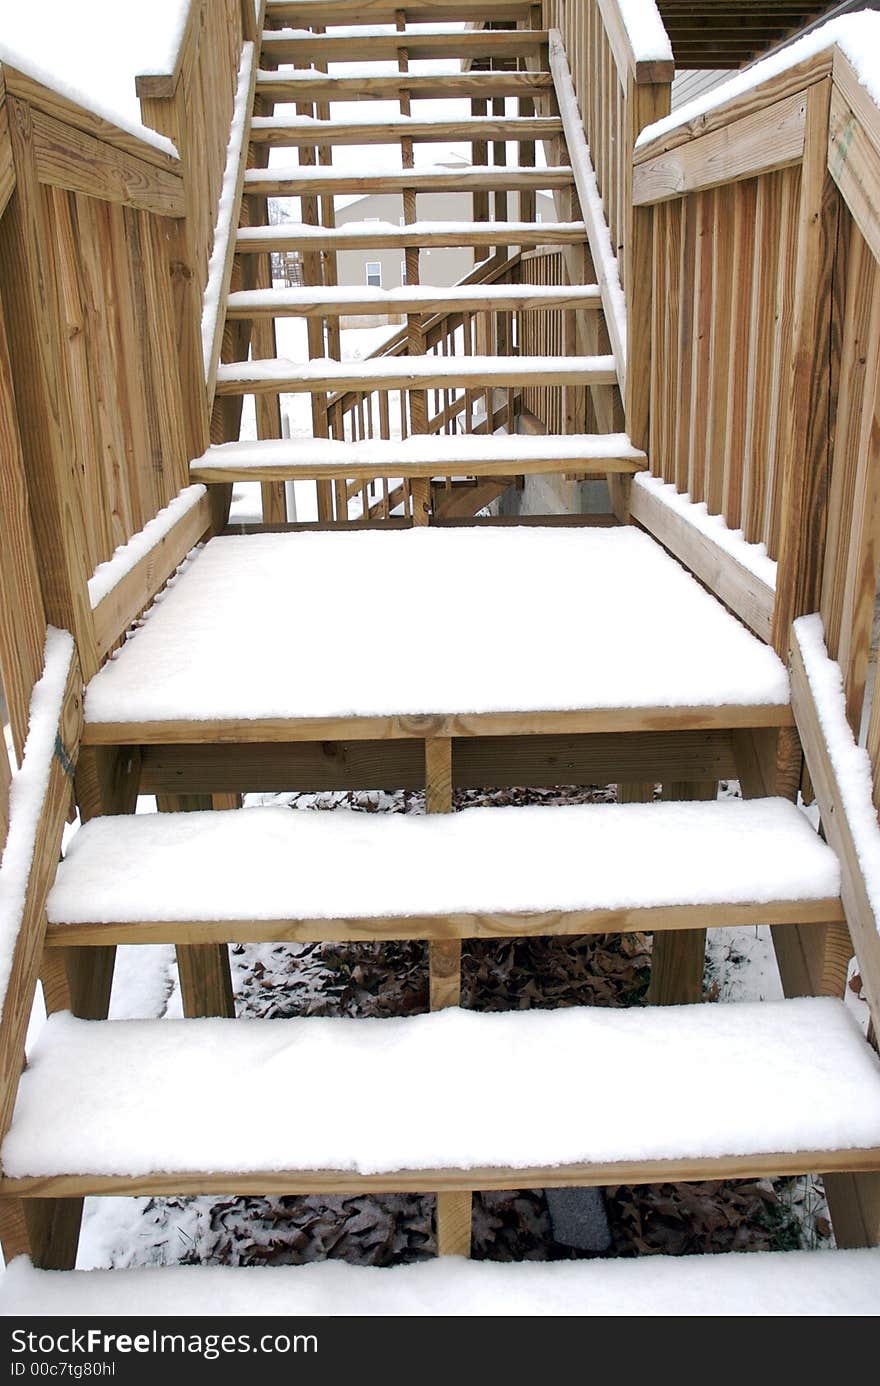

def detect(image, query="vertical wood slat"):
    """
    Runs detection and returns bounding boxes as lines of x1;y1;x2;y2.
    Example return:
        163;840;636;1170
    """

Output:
772;81;840;656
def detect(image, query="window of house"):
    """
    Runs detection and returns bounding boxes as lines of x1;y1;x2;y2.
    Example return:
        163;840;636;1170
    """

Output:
366;262;382;288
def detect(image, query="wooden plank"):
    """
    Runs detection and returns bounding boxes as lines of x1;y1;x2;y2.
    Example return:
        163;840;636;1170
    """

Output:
29;108;183;215
254;72;555;101
260;29;549;62
7;1144;880;1198
134;0;204;98
91;492;213;660
648;781;717;1005
0;97;99;677
45;897;844;949
2;65;183;175
249;116;564;146
0;290;47;759
633;50;833;162
0;647;81;1270
633;90;807;205
790;629;880;1033
225;286;603;318
191;448;641;483
548;32;627;391
771;81;839;655
628;480;775;641
137;730;741;797
265;0;534;17
82;702;795;748
215;359;618;395
828;80;880;269
236;222;586;252
244;167;574;197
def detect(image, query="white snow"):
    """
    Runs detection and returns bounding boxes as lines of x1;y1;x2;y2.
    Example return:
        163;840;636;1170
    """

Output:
634;474;778;588
87;486;207;609
82;527;790;726
201;43;254;378
4;998;880;1176
3;1246;878;1317
227;283;601;309
0;629;75;1026
237;219;585;243
216;354;615;386
615;2;674;65
0;1;186;157
47;798;840;927
547;33;627;368
795;614;880;937
637;12;880;151
192;433;643;474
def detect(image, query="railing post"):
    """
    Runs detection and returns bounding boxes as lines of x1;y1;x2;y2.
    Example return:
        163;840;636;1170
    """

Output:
624;76;670;456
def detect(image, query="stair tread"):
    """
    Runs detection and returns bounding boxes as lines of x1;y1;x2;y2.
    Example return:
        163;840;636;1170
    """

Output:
248;114;563;144
235;220;586;249
225;283;601;313
243;165;573;194
190;432;644;481
5;1247;879;1317
47;798;840;930
5;1000;880;1181
214;354;617;394
81;527;789;735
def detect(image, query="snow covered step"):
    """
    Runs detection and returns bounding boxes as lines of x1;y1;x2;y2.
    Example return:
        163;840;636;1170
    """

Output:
81;527;791;741
190;433;645;483
5;1247;879;1317
45;798;842;947
248;114;564;147
225;283;602;319
235;219;586;253
254;70;555;103
260;26;549;63
5;1000;880;1192
243;164;574;198
214;354;617;396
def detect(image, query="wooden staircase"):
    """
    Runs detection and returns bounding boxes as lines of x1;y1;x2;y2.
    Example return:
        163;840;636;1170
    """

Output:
202;1;642;527
0;0;879;1318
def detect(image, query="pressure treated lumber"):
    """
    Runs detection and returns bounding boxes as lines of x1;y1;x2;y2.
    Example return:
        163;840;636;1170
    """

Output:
235;222;587;252
248;116;563;147
243;166;574;198
191;434;644;482
225;284;602;319
215;356;617;396
254;72;555;102
265;1;535;17
259;29;549;62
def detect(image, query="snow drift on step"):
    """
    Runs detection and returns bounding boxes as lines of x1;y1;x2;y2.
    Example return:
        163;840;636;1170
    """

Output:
46;798;840;926
4;1000;880;1178
83;527;790;725
3;1248;878;1317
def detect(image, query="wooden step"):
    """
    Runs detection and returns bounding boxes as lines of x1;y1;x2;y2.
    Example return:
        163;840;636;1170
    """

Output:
6;1247;880;1317
46;797;842;947
225;283;602;318
260;27;549;63
248;115;564;147
80;527;792;746
254;71;554;102
265;1;535;20
214;354;616;396
190;432;644;482
243;165;574;198
4;999;880;1194
235;220;586;253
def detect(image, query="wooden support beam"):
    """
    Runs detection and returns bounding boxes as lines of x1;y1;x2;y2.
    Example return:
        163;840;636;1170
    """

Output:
156;794;235;1019
648;781;717;1005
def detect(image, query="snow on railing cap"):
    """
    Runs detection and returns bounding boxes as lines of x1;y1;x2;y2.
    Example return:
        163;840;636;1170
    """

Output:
637;10;880;150
0;0;191;158
617;0;673;66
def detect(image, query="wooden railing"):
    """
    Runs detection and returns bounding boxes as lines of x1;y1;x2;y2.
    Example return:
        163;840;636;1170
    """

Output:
632;30;880;1048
